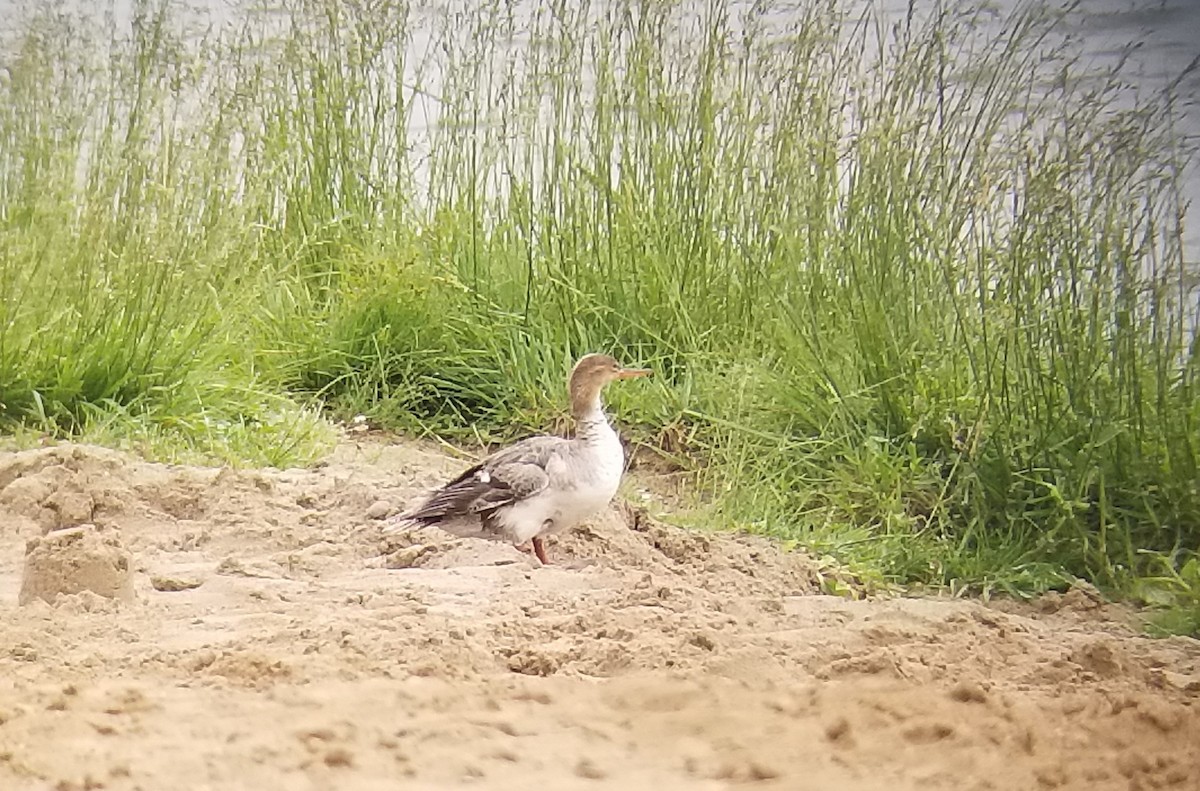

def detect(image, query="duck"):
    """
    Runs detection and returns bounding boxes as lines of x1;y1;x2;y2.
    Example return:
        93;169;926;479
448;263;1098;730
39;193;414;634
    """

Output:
384;353;651;565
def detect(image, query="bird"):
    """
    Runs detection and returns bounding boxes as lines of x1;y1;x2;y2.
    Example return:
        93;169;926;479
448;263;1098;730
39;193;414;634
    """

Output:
384;353;651;565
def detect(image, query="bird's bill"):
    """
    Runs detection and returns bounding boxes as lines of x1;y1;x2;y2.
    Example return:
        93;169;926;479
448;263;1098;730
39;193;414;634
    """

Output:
615;367;652;379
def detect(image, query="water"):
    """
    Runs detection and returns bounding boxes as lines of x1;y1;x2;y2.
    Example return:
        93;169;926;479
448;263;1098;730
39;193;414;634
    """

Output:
2;0;1198;259
1046;0;1200;261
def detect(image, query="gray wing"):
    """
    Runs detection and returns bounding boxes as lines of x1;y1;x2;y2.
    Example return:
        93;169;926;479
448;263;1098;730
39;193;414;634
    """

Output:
398;435;568;536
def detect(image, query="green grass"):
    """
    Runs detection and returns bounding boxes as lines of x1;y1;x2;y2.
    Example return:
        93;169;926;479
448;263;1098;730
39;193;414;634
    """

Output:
0;0;1197;630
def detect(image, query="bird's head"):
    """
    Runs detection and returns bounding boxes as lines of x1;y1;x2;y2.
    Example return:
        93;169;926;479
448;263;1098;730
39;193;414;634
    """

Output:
568;353;651;416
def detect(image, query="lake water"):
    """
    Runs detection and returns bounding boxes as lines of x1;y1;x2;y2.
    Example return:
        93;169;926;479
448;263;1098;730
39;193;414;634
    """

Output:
3;0;1198;261
899;0;1200;261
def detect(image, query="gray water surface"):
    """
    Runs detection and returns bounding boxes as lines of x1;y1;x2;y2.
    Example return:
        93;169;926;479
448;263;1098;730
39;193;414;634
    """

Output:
3;0;1198;258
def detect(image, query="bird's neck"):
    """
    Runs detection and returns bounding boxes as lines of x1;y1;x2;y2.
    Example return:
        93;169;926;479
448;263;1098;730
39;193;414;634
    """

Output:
572;395;612;444
569;378;602;420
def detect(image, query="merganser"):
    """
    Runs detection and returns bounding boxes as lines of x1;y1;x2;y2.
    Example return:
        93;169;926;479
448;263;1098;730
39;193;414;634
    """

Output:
385;353;651;564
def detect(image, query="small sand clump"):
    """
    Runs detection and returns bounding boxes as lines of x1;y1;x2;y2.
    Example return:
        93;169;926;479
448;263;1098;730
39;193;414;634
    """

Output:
18;524;133;606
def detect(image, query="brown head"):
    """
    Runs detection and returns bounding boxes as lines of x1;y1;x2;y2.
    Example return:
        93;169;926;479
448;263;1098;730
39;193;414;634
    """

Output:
568;353;651;417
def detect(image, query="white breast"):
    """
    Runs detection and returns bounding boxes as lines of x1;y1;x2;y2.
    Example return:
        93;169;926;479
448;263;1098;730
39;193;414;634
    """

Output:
500;419;625;545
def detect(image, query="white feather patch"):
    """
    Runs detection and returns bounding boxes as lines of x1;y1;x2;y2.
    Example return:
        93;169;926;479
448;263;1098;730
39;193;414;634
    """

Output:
476;470;491;483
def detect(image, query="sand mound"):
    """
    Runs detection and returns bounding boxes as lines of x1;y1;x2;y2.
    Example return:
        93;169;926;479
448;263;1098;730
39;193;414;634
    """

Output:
379;502;820;598
0;444;129;534
0;437;1197;791
18;524;133;605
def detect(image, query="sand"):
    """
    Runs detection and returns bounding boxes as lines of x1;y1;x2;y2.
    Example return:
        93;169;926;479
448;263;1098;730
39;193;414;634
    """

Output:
0;438;1197;791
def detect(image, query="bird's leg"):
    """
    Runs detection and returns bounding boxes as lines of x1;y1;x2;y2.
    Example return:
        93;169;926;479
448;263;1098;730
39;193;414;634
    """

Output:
514;540;546;565
532;536;550;566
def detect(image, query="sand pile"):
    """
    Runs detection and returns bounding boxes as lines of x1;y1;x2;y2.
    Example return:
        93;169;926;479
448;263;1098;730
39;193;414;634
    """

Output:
18;525;133;606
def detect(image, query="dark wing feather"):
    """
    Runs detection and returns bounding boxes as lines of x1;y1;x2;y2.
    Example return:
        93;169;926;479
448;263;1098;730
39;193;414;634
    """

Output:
401;436;566;526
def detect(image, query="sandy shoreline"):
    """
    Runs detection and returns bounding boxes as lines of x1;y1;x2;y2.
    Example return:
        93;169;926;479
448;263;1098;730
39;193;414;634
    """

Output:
1;439;1197;790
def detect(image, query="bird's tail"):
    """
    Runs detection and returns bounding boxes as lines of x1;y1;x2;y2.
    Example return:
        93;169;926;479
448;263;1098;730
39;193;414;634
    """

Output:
381;511;422;534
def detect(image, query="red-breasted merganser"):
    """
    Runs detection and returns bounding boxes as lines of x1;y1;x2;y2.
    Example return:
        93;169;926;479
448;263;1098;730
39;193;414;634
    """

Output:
385;353;651;564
